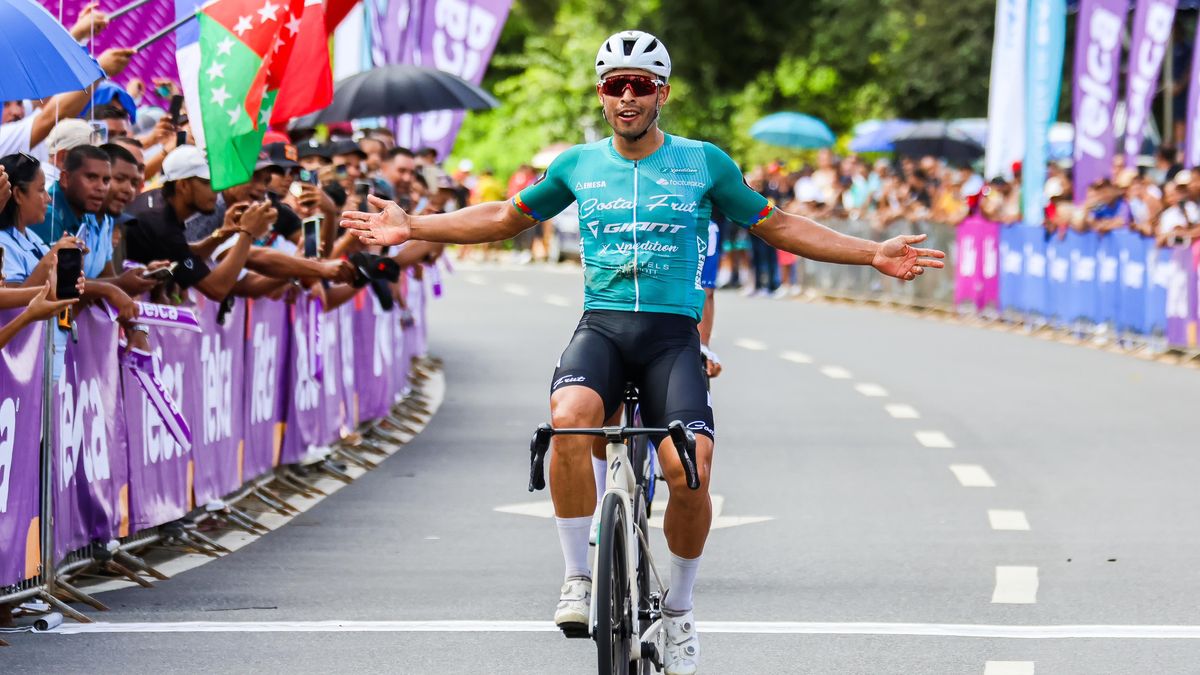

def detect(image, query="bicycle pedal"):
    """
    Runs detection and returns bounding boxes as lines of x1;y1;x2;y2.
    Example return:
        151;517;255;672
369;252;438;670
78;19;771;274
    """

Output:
558;622;590;639
640;642;662;669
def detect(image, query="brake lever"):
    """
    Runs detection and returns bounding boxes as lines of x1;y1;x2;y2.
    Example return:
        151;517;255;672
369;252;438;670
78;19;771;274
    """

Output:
528;423;553;492
667;421;700;490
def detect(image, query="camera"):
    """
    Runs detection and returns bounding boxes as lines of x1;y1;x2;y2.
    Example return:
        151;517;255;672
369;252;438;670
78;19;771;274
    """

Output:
348;252;401;310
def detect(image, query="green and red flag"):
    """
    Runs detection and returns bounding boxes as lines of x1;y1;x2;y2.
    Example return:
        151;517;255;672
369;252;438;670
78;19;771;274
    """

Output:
195;0;302;190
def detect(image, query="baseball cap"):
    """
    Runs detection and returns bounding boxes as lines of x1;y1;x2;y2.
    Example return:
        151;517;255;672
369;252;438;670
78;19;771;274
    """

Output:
161;145;211;181
297;139;331;161
1174;169;1193;185
329;139;366;160
47;119;94;154
263;142;300;171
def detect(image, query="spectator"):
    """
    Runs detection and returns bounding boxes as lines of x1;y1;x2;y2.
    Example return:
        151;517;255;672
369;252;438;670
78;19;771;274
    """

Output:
39;144;110;247
1086;179;1131;234
99;142;142;271
0;281;77;349
124;146;256;301
330;139;366;196
1153;173;1198;247
381;147;418;211
90;103;133;140
42;118;95;183
297;140;331;171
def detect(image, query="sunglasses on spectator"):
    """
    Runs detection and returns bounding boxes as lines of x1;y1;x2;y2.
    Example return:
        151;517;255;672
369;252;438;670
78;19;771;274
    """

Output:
597;74;665;98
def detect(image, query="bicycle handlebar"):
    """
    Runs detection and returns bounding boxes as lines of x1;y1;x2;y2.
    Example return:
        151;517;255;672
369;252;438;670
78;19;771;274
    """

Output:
528;421;700;492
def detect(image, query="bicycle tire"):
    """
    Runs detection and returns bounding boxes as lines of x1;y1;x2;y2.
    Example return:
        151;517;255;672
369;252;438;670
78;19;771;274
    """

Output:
631;487;655;675
595;492;633;675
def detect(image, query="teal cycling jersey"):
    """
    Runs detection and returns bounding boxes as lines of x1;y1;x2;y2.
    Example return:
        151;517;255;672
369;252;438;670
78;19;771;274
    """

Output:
513;134;774;321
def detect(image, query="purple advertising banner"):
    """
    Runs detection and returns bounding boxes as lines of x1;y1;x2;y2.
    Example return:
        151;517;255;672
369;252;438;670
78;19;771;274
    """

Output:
243;298;289;482
40;0;180;110
1073;0;1128;202
1164;244;1193;344
354;291;395;421
54;306;127;559
318;302;346;446
281;297;324;464
0;311;45;587
374;0;514;159
1124;0;1177;164
125;319;199;532
192;298;246;505
1186;15;1200;168
337;302;359;429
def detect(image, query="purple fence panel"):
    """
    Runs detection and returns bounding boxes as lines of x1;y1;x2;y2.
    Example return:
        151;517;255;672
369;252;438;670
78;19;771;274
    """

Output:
0;312;46;586
243;298;289;481
192;298;246;504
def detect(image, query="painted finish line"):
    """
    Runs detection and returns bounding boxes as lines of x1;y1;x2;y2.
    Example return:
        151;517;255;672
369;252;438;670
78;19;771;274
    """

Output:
44;620;1200;639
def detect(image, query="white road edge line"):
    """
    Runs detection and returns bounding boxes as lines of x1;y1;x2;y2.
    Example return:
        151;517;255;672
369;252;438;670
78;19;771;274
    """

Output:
915;430;954;448
734;338;767;351
819;366;852;380
886;404;920;419
988;510;1031;531
950;464;995;487
854;383;888;397
993;566;1039;604
779;351;813;364
45;620;1200;639
984;662;1035;675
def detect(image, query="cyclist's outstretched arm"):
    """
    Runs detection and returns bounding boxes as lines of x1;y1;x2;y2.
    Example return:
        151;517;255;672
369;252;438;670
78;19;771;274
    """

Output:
342;195;535;247
754;209;944;282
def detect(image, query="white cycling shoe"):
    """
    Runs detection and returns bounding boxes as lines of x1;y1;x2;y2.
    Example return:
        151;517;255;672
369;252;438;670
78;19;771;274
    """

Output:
554;576;591;635
662;609;700;675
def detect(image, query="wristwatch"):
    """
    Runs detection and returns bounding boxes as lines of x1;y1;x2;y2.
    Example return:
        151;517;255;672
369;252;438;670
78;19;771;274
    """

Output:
130;323;150;335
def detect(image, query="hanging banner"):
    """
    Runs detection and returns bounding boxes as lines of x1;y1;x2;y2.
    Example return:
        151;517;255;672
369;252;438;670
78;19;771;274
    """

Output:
1124;0;1177;164
375;0;513;158
1072;0;1129;203
985;0;1028;179
54;307;127;559
192;298;247;505
1187;14;1200;168
0;312;45;587
243;298;290;482
125;323;199;532
1096;231;1122;325
1024;0;1068;225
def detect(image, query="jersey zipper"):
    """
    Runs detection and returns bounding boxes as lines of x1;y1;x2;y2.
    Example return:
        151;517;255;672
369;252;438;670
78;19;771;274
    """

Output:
631;159;641;312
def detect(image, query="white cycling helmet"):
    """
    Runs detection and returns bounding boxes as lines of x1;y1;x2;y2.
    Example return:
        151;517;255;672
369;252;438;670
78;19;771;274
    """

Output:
595;30;672;80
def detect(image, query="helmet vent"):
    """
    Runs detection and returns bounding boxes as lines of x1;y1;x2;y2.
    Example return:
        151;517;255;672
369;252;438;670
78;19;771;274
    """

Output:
622;39;636;56
648;39;660;51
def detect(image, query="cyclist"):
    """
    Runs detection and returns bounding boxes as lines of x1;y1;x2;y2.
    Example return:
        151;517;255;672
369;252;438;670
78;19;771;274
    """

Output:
342;30;944;674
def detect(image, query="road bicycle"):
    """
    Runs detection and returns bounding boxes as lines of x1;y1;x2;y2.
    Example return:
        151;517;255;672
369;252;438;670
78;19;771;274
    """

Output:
529;383;700;674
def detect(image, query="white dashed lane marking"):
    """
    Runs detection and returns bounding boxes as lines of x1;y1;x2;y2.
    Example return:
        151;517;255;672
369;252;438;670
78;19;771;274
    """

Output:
819;366;852;380
992;566;1039;604
915;430;955;448
734;338;767;351
854;383;889;397
950;464;995;487
502;283;529;296
544;294;570;307
885;404;920;419
779;351;813;364
988;510;1031;531
984;662;1035;675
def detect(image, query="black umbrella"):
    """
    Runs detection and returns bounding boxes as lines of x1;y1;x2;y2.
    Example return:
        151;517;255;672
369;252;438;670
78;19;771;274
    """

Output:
891;120;985;164
294;64;500;126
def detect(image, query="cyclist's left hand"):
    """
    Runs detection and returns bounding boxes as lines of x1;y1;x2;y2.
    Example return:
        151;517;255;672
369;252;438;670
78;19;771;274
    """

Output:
872;233;945;282
706;358;722;378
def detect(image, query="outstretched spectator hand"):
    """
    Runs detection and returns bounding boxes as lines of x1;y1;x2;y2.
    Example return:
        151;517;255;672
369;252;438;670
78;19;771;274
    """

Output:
98;48;136;78
70;2;110;41
0;166;9;212
239;201;278;240
0;284;77;349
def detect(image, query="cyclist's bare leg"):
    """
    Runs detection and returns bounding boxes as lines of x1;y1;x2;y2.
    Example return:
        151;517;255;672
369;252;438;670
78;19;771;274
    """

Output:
654;433;714;558
549;386;606;518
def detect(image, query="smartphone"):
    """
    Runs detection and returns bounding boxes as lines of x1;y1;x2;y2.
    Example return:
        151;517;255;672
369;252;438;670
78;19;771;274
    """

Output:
302;216;322;258
168;95;187;147
354;180;372;202
56;248;83;300
289;181;304;199
88;120;108;145
299;168;319;186
155;84;172;98
140;262;177;280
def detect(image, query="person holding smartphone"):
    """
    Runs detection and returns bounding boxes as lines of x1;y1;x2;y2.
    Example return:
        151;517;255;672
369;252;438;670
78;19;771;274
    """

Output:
0;253;79;349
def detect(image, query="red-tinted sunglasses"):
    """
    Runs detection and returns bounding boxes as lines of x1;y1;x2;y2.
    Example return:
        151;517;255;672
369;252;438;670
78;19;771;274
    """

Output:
598;74;665;98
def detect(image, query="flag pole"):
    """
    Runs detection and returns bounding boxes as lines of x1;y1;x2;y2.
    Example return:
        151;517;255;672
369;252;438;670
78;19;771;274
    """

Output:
108;0;156;20
134;13;197;52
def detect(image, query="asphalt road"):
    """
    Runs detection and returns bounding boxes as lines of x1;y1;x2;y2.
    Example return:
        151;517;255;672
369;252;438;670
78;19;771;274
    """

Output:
7;262;1200;674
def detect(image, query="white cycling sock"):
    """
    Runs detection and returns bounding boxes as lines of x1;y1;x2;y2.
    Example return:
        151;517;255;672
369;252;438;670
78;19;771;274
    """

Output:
556;516;592;580
662;553;701;614
592;456;607;498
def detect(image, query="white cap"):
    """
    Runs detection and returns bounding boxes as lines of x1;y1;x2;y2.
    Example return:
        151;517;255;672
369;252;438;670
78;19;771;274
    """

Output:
47;119;94;155
457;158;474;172
162;145;210;182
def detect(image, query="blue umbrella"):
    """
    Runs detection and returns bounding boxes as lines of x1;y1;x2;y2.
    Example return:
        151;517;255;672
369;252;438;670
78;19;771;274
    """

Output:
848;119;913;153
750;112;836;149
0;0;105;101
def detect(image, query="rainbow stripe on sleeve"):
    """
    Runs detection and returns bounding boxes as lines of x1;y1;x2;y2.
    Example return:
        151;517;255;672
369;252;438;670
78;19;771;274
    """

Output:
512;195;544;222
750;203;776;229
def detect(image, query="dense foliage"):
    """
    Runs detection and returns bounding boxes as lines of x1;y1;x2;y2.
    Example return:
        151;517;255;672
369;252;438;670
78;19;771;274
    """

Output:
452;0;997;174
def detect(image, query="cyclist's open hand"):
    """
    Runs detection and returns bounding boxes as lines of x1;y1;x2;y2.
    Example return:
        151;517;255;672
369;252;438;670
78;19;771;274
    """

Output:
342;195;411;247
871;233;946;282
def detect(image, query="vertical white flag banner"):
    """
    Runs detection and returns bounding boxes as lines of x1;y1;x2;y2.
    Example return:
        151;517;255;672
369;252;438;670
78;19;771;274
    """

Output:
985;0;1028;179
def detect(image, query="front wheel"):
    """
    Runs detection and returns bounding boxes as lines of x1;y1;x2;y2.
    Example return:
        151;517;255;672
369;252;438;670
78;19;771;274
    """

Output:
595;492;633;675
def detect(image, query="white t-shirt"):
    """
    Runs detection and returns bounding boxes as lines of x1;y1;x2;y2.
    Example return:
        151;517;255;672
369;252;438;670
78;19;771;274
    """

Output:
1157;202;1199;235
